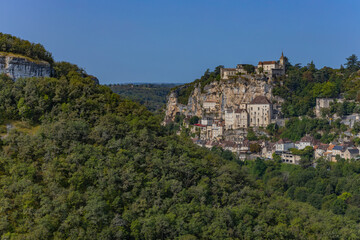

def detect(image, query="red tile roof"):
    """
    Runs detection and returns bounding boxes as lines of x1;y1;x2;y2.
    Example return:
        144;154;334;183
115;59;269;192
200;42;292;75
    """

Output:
258;61;276;65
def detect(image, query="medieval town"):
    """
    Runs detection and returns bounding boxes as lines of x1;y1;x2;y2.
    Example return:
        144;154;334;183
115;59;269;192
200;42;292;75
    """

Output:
166;53;360;164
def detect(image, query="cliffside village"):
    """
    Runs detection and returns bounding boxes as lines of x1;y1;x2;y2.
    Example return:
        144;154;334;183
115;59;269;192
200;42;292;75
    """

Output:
175;54;360;164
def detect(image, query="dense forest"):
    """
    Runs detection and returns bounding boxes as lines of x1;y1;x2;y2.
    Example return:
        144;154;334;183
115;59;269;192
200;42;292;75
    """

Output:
0;71;360;238
1;33;360;238
273;55;360;117
0;33;54;64
109;83;179;112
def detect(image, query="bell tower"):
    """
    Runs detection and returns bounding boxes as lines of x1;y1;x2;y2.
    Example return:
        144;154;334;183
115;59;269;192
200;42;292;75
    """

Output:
280;52;284;66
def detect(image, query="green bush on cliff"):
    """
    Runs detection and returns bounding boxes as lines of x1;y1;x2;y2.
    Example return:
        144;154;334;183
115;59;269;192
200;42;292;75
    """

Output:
174;66;223;105
0;32;54;64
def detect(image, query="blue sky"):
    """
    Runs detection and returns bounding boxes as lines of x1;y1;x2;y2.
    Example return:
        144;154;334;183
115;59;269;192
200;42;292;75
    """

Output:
0;0;359;84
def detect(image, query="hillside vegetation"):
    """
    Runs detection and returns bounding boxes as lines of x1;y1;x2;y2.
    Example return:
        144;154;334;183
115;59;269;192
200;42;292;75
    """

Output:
0;70;360;238
0;33;54;64
273;55;360;117
1;34;360;238
109;83;179;112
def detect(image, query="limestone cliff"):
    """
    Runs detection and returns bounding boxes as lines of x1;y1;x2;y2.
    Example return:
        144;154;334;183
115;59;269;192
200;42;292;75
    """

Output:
0;53;51;80
165;76;283;122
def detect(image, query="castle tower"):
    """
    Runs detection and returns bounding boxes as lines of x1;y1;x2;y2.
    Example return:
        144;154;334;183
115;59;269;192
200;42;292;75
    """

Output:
280;52;284;66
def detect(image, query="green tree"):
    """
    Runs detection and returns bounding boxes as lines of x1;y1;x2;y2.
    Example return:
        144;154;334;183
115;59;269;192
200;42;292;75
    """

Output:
345;54;360;72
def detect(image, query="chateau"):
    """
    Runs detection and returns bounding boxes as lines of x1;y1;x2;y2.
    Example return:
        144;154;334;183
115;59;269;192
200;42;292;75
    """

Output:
220;52;286;79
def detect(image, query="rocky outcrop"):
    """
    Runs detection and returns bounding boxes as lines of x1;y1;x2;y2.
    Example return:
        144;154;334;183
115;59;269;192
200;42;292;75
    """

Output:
165;76;283;121
0;53;51;80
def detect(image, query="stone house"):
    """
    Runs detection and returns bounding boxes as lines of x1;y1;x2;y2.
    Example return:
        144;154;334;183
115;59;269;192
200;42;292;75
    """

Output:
281;152;301;164
343;148;360;160
234;109;249;128
295;136;315;150
224;108;234;130
275;139;294;152
212;122;224;139
256;52;285;77
314;144;329;159
220;53;285;80
201;117;213;126
262;142;275;159
203;100;217;111
247;96;272;127
332;146;344;158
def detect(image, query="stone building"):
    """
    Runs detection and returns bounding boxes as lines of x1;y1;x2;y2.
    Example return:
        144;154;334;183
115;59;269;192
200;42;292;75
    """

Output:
234;109;249;129
220;64;251;79
247;96;272;127
220;53;285;80
224;95;272;129
315;98;334;117
256;52;285;77
203;100;218;111
224;108;235;130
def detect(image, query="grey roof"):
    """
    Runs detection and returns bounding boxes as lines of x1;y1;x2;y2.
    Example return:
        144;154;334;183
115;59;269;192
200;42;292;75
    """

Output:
348;148;359;154
333;146;343;151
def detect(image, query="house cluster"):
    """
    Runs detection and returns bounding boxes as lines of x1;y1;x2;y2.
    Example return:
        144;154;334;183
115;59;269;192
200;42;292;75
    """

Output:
179;54;360;165
220;52;286;80
192;135;360;164
191;95;273;142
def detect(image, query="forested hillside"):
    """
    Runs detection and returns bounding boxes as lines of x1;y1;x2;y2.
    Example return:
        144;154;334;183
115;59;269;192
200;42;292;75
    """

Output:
0;70;360;238
109;83;179;112
273;55;360;117
1;33;360;238
0;33;54;64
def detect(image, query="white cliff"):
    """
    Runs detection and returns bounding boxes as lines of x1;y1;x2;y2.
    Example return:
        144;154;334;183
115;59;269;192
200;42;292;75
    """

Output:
0;53;51;80
165;76;283;122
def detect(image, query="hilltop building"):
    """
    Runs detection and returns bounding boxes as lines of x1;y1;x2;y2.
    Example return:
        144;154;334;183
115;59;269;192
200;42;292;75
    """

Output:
220;53;286;80
257;52;286;77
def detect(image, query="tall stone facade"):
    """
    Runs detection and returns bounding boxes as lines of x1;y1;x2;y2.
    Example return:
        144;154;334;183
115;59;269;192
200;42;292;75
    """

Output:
247;96;272;127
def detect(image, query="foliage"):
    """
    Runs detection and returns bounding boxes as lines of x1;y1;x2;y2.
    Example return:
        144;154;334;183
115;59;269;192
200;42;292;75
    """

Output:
1;36;360;238
247;128;258;141
278;117;345;142
1;72;360;238
0;32;53;64
109;83;179;112
243;64;255;74
250;143;261;153
189;116;199;125
273;55;360;117
173;66;223;105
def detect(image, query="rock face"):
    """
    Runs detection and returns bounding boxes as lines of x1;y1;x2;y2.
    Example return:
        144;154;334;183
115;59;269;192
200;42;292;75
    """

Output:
0;53;51;80
165;76;282;122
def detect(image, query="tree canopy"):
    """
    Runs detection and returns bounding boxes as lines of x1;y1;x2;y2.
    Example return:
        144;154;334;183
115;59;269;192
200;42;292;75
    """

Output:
0;32;54;64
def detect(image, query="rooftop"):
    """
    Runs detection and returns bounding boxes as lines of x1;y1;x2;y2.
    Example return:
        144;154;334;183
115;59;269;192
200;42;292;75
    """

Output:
250;96;271;105
258;61;276;65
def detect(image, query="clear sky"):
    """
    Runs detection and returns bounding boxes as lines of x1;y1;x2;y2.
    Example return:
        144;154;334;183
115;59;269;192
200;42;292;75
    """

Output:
1;0;359;84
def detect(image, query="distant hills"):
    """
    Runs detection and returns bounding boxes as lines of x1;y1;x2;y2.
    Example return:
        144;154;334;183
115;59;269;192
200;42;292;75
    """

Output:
109;83;181;112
